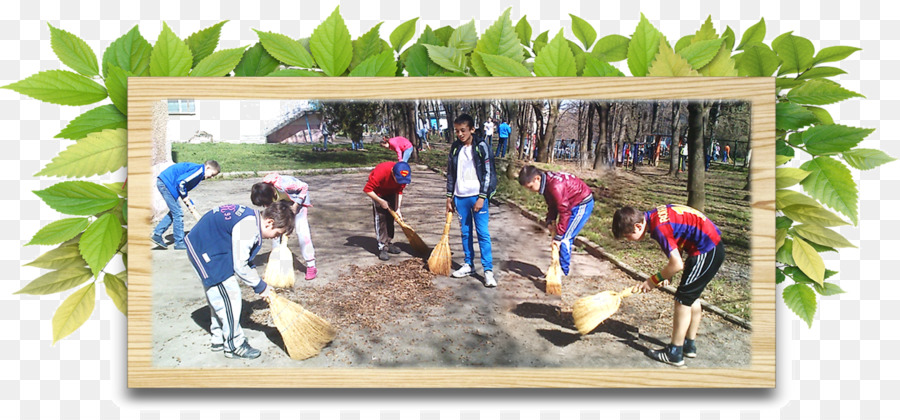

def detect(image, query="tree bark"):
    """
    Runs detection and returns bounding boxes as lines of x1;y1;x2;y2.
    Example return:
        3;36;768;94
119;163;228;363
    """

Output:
669;102;684;176
538;100;561;163
592;102;610;170
687;101;710;211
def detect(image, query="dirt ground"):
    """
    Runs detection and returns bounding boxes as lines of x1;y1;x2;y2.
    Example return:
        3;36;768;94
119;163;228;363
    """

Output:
151;168;750;369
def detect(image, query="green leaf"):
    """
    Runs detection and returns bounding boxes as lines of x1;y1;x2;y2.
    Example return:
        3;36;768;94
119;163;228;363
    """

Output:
776;228;787;250
348;50;397;76
736;43;780;77
55;105;126;141
583;55;625;77
26;217;90;246
434;26;454;46
797;66;847;80
722;26;736;51
405;44;442;77
79;213;123;277
792;236;825;285
515;15;532;48
591;34;629;62
149;22;192;77
569;14;597;50
842;149;897;170
105;65;131;115
424;44;468;73
674;35;693;53
777;238;795;265
776;268;785;285
568;41;587;76
776;215;794;230
776;77;804;90
783;283;817;327
773;32;815;75
794;224;856;248
647;39;699;77
776;139;795;159
692;16;718;43
102;25;152;77
104;273;127;315
777;155;793;166
698;42;738;77
15;266;93;295
678;38;723;70
233;43;280;77
806;106;834;125
776;167;811;189
534;29;577;77
627;14;664;77
814;282;845;296
448;20;478;54
533;31;549;55
33;181;120;216
2;70;107;106
310;7;353;77
472;9;524;77
390;17;419;53
265;69;324;77
800;156;858;224
782;204;848;227
351;23;387;70
736;18;766;50
786;79;864;105
184;21;228;67
777;190;821;210
479;53;532;77
48;24;99;77
254;30;315;68
802;124;874;155
25;243;86;270
53;282;95;343
788;131;804;147
35;128;126;178
812;46;861;66
776;102;818;131
190;46;246;77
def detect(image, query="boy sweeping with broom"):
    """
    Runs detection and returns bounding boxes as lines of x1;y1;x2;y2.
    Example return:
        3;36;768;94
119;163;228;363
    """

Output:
184;201;294;359
363;161;412;261
518;165;595;291
251;173;318;280
611;204;725;367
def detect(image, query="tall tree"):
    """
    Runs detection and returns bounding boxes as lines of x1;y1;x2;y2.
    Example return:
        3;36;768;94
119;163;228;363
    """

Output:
323;101;381;148
593;102;611;170
669;102;685;176
686;101;711;211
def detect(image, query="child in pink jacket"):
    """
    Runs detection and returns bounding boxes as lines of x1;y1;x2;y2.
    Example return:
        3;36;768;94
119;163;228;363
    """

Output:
381;136;414;162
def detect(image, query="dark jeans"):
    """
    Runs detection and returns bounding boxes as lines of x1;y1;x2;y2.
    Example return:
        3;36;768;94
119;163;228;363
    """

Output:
153;178;185;245
495;137;508;157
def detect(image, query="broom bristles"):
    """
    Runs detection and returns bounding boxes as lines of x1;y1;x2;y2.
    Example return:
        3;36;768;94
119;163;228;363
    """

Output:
268;292;336;360
545;243;562;295
572;287;635;335
265;237;295;288
427;212;454;275
388;209;430;256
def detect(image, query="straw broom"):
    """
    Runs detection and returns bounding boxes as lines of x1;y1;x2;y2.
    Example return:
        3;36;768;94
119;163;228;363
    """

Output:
572;286;639;335
264;235;296;288
387;208;429;256
266;291;336;360
545;242;562;295
427;211;454;275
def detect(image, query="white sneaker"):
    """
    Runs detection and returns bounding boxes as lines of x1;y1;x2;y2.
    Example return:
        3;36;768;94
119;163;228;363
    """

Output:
484;271;497;288
451;263;474;278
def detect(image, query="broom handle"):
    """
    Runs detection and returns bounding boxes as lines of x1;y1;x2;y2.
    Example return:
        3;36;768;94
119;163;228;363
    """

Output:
442;211;453;236
387;208;401;222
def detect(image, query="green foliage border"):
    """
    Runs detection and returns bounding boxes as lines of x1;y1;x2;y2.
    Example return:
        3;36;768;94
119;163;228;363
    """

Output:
4;8;893;341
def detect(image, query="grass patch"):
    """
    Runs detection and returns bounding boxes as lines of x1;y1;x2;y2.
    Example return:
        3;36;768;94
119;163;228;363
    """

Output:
172;142;397;173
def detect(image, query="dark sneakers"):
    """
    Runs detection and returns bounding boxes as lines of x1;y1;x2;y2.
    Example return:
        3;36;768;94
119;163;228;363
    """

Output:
150;234;167;249
386;244;401;254
174;242;187;250
683;339;697;358
224;341;261;359
211;343;224;352
647;344;684;367
378;248;390;261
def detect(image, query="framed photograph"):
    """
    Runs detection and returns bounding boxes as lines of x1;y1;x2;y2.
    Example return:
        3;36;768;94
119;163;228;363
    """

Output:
128;78;774;388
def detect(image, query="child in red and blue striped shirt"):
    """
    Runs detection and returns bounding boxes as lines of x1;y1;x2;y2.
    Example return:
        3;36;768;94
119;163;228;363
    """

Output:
612;204;726;367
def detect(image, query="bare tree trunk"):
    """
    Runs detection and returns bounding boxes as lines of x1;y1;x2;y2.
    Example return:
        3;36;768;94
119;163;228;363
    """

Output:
687;101;710;211
669;102;684;176
532;101;546;162
505;101;520;179
537;100;561;163
593;102;610;170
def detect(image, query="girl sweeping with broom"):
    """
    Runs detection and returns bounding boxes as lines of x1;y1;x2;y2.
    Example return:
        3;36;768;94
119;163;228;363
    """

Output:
251;173;319;281
517;165;595;294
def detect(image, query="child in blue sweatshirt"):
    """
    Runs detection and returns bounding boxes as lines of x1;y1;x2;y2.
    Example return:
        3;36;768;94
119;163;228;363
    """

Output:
151;160;220;250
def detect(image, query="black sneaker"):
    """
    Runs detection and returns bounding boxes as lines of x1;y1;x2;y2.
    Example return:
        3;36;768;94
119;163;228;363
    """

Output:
224;341;261;359
150;234;167;249
387;244;401;254
647;344;684;367
683;339;697;358
378;248;390;261
211;343;224;352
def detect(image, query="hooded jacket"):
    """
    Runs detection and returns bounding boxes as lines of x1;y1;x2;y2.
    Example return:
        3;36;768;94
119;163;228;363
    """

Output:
446;135;497;200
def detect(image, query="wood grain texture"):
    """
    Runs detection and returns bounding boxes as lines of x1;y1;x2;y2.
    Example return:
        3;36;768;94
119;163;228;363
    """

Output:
128;77;775;388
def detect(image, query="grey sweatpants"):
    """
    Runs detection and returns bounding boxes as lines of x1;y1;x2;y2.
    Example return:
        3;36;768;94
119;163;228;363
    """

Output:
372;193;398;250
203;276;244;352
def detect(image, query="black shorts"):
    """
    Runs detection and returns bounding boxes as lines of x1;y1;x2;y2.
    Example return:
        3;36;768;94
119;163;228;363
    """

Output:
674;242;725;306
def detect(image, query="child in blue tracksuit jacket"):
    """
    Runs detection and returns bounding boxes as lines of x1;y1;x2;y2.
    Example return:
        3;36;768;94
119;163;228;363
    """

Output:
152;160;220;250
184;201;294;359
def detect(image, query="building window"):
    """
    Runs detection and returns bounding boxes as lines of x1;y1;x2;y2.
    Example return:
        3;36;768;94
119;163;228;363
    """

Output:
167;99;195;115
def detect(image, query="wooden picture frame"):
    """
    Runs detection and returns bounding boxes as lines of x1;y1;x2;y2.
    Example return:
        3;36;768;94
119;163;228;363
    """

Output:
128;78;775;388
